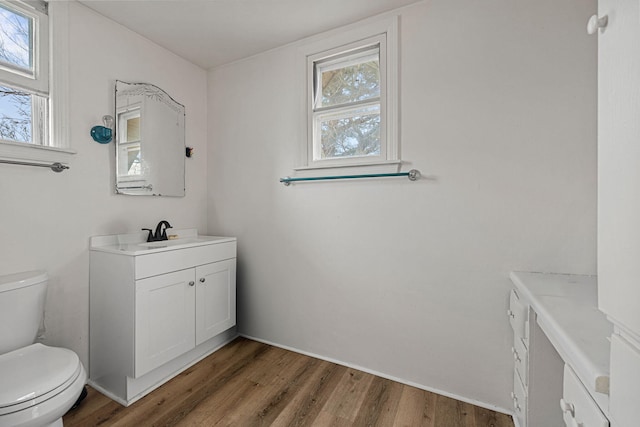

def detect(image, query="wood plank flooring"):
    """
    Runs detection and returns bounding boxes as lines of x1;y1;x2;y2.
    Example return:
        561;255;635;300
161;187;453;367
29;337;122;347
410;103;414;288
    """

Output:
63;337;513;427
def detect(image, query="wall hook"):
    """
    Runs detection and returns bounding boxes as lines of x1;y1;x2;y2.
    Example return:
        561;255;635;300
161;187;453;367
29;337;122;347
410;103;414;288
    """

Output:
91;115;114;144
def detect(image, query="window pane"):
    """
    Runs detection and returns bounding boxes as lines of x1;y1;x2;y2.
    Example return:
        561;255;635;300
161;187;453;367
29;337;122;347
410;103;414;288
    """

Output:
127;146;142;175
317;105;380;159
0;4;32;72
318;51;380;108
0;85;32;143
126;116;141;142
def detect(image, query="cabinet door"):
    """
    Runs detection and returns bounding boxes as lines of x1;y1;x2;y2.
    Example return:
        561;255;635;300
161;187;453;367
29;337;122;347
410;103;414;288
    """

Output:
135;269;195;377
195;259;236;346
597;0;640;337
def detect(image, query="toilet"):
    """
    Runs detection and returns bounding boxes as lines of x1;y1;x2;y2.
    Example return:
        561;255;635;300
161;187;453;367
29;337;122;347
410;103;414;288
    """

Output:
0;271;87;427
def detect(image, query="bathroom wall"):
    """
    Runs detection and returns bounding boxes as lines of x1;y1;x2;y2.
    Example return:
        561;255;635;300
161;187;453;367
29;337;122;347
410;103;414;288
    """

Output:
207;0;597;411
0;2;208;367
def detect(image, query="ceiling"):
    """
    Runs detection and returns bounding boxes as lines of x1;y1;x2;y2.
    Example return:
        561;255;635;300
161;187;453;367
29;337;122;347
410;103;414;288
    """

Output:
78;0;423;70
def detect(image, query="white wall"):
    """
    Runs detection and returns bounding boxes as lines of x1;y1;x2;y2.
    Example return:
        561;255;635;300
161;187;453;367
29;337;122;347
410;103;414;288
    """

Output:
207;0;597;411
0;2;208;367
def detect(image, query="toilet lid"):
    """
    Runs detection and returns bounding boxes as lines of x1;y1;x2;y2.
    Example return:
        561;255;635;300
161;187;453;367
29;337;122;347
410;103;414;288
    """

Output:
0;270;47;293
0;343;80;408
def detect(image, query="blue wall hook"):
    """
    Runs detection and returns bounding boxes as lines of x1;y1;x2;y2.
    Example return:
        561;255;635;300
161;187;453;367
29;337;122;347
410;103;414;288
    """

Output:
91;115;114;144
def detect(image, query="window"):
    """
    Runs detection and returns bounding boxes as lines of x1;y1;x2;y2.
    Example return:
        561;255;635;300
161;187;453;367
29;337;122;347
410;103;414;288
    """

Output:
301;16;398;171
0;0;49;146
312;42;382;161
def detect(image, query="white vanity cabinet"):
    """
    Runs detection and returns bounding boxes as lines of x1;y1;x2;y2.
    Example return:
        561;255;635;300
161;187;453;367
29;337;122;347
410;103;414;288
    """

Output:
135;259;236;377
89;230;237;406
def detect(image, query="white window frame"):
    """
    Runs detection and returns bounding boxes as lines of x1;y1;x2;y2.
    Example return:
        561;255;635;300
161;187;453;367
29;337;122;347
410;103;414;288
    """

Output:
310;38;384;165
0;0;48;93
0;0;73;164
297;15;399;173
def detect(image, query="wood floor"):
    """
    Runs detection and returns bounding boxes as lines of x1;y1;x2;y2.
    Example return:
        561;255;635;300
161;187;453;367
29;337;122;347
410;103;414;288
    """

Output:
63;337;513;427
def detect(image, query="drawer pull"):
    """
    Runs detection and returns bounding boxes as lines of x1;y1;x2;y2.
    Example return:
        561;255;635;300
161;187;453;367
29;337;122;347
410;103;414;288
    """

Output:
507;309;515;319
199;277;206;283
560;399;583;427
560;398;574;416
188;281;195;286
511;347;521;362
511;392;520;412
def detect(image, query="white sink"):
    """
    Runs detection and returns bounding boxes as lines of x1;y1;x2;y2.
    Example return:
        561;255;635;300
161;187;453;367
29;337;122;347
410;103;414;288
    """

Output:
138;238;202;248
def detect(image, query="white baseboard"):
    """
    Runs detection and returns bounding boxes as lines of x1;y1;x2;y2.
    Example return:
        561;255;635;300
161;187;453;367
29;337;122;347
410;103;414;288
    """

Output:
240;333;513;417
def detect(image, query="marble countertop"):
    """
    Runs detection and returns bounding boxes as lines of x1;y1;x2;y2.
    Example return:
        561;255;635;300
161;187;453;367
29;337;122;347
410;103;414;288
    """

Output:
90;228;236;255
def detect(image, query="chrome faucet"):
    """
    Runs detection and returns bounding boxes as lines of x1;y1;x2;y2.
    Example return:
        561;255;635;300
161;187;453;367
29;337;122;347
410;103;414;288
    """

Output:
142;220;172;242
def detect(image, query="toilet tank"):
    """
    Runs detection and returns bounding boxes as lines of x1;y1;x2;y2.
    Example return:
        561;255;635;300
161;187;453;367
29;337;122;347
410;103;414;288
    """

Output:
0;271;47;355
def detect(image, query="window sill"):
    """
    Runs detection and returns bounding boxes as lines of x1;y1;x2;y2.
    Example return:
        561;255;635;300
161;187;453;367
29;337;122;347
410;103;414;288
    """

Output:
0;141;76;165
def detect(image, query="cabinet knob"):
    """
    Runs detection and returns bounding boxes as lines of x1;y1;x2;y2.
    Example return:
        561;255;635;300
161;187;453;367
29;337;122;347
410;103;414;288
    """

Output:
587;14;608;35
188;281;195;286
199;277;206;283
560;398;575;416
507;310;515;319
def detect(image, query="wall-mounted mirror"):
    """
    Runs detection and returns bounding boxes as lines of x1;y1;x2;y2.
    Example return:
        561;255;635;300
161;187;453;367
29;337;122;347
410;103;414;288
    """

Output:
115;81;185;196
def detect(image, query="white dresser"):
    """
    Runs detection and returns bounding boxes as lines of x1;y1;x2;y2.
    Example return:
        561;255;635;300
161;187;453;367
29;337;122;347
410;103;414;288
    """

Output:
508;272;613;427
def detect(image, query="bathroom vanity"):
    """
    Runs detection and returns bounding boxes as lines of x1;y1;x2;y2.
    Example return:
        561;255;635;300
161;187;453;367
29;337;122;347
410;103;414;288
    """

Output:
89;229;236;406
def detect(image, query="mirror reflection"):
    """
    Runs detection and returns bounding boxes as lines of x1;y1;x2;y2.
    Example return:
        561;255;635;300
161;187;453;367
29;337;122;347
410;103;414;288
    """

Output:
115;81;185;196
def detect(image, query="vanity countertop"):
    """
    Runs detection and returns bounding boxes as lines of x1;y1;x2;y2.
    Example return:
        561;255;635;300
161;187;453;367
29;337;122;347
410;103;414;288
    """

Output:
90;228;236;256
510;272;613;406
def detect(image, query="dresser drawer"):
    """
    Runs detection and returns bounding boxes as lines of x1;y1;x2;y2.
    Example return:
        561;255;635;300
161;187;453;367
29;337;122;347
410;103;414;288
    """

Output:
561;365;608;427
513;333;528;386
508;289;529;344
512;369;527;427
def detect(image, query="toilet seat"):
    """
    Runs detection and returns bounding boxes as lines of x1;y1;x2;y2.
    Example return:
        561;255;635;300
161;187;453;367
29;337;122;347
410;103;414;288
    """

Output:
0;343;82;416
